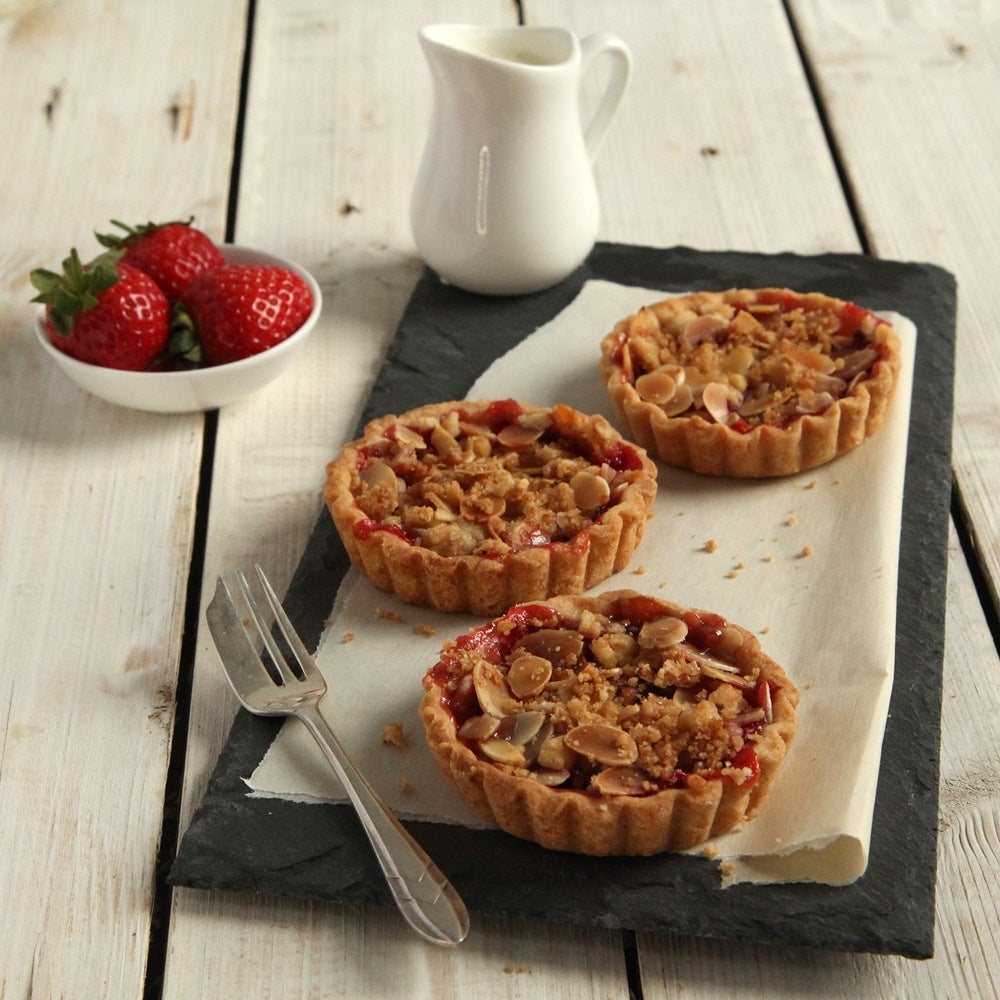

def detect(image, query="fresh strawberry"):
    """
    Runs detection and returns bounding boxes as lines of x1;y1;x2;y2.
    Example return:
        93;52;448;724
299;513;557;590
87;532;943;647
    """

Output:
30;249;171;371
96;217;225;301
176;265;313;365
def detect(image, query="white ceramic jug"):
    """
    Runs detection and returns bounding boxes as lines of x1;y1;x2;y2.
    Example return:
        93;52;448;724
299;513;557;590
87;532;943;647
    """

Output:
410;24;632;296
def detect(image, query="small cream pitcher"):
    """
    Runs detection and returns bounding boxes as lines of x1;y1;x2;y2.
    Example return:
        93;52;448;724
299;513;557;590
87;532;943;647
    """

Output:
410;24;632;296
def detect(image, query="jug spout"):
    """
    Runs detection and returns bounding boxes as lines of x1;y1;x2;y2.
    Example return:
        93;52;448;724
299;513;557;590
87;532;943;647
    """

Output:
411;24;632;296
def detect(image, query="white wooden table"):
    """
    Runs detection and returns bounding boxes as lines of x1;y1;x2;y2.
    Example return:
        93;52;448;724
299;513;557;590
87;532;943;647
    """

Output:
2;1;998;996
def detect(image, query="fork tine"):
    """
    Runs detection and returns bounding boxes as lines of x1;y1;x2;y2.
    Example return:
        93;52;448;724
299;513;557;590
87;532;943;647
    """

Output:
235;569;299;685
253;563;319;682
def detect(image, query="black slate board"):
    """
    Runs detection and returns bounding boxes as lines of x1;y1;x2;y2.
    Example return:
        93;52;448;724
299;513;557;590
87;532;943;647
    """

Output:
170;244;956;959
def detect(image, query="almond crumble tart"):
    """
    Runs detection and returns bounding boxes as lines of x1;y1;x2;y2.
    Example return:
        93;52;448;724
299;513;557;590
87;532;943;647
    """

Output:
420;590;798;855
323;400;658;616
599;287;902;477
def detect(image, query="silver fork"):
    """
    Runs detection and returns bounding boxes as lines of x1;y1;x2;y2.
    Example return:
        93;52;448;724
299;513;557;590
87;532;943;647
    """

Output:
205;564;469;947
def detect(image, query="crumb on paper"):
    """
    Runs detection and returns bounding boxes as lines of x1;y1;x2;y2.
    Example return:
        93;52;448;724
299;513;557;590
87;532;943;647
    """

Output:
702;539;718;554
397;778;414;794
798;545;814;559
504;965;531;975
415;622;437;637
804;479;817;490
380;722;406;748
339;199;361;215
785;512;798;527
633;565;647;575
377;608;404;623
700;843;719;859
760;626;771;635
342;632;356;644
833;476;842;485
761;554;774;563
719;860;736;878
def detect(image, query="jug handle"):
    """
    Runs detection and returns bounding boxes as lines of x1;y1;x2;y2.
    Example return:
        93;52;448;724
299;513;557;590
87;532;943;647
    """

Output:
579;33;633;162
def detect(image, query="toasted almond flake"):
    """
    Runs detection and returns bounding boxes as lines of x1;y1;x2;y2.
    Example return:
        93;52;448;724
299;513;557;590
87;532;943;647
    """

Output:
565;723;638;766
507;653;553;699
590;766;650;796
635;369;677;404
392;424;427;448
570;470;611;512
680;314;727;349
638;616;687;649
481;739;525;766
473;661;513;717
702;381;734;425
661;381;695;417
496;422;544;449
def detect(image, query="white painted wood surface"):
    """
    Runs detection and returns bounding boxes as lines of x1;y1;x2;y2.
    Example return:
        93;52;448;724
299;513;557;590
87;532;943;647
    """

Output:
0;2;246;997
1;0;998;997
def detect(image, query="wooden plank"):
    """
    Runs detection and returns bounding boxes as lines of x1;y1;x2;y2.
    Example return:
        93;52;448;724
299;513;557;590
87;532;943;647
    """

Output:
789;0;1000;616
165;0;630;997
0;1;246;996
524;0;861;254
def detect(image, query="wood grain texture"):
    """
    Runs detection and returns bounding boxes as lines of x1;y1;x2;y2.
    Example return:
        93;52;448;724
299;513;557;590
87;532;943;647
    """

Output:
524;0;860;254
789;0;1000;618
0;1;246;997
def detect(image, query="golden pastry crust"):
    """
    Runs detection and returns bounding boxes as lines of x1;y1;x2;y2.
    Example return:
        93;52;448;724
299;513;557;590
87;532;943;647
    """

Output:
420;590;799;855
599;287;902;477
324;400;658;616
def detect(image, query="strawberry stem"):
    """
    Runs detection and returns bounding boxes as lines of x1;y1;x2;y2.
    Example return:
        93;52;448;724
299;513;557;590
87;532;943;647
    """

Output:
95;216;196;250
29;248;123;336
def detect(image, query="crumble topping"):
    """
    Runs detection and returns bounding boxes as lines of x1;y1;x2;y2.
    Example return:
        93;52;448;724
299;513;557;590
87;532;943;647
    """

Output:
427;594;782;796
611;288;891;430
349;400;649;559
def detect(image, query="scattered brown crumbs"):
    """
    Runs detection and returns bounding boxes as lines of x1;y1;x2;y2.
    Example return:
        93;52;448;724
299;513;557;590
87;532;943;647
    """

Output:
833;477;842;485
415;623;437;637
701;844;720;859
785;513;797;526
762;555;774;563
633;565;647;575
397;778;414;794
504;965;531;975
377;608;404;623
380;722;407;748
702;539;718;553
720;860;737;877
760;626;771;635
726;569;739;579
805;480;817;490
342;632;356;644
798;545;814;559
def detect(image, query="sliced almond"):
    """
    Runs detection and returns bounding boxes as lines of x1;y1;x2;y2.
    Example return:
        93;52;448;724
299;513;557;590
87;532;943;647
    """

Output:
661;381;694;417
637;616;688;650
458;714;500;742
680;314;728;350
507;652;553;699
635;369;677;404
430;423;462;459
570;470;611;512
480;739;525;766
473;660;513;717
529;767;571;787
494;710;547;746
590;766;649;796
564;723;638;767
702;381;735;425
536;735;577;771
835;348;878;382
496;422;544;449
392;424;427;448
514;628;584;668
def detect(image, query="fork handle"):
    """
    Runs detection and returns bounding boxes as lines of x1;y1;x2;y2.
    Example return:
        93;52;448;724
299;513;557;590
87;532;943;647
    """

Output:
295;703;469;946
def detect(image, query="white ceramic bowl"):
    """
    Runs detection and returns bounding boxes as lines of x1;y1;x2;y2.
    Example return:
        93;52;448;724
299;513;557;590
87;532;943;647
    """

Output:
34;244;322;414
